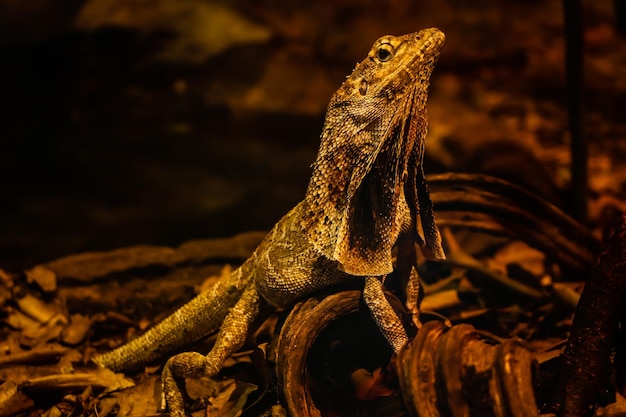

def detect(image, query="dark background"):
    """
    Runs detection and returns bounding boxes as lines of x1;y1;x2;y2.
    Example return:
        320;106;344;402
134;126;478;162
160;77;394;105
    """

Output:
1;0;625;270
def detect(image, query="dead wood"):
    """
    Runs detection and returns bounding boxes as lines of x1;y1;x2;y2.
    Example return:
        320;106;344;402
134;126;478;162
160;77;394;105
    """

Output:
550;215;626;416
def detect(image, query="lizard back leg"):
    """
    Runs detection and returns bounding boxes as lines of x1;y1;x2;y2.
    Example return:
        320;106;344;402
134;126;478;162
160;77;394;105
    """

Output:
94;266;249;372
161;283;261;416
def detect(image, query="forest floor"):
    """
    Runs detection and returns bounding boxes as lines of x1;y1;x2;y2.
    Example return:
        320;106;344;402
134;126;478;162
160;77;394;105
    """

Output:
0;0;625;416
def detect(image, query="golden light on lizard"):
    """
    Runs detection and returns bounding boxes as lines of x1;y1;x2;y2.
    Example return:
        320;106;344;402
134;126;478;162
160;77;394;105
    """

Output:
93;27;446;416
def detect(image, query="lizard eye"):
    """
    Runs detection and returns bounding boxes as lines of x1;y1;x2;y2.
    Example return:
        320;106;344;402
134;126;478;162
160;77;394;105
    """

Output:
376;43;394;62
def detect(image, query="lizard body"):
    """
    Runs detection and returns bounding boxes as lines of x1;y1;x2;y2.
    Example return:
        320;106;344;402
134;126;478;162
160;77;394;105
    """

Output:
94;28;445;415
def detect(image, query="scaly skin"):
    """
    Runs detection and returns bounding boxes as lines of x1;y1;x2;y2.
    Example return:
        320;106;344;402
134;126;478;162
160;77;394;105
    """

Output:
94;28;446;416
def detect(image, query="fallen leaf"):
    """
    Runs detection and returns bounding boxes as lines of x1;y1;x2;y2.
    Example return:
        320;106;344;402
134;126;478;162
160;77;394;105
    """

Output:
94;366;136;393
25;265;57;293
61;314;94;346
421;289;462;311
20;314;68;347
351;368;395;401
15;293;62;324
0;381;35;417
0;344;68;366
597;392;626;416
205;379;258;417
112;375;161;417
41;404;64;417
5;308;40;331
0;269;13;305
487;240;546;278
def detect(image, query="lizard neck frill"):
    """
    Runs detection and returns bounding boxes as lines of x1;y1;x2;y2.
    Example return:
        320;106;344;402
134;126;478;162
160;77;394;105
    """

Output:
301;28;445;276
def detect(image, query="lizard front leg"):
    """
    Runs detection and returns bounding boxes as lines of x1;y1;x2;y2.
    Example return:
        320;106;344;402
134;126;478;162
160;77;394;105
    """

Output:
363;276;408;354
161;284;261;416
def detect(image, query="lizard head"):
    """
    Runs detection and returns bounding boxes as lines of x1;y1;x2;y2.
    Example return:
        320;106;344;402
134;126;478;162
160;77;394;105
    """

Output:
302;28;445;276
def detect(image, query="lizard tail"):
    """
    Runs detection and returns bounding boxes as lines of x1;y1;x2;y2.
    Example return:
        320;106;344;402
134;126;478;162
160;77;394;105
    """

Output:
93;267;247;372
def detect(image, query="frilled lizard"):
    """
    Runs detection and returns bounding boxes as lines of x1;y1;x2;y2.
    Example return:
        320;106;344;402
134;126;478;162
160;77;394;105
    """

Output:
94;27;446;416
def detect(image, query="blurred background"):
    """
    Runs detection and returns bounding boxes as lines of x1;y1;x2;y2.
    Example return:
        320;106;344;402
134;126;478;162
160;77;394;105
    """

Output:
1;0;625;270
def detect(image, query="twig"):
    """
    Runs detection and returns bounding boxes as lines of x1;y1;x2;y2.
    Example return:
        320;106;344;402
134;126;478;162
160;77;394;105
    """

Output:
427;173;600;274
441;228;544;300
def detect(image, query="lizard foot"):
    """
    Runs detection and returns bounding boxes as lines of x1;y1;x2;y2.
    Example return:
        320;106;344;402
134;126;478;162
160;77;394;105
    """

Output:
161;352;215;417
160;285;260;415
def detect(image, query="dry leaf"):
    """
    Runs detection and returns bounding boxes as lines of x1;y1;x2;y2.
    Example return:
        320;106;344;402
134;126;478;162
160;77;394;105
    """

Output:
205;379;258;417
15;293;62;324
20;315;68;348
41;404;64;417
25;265;57;293
0;343;68;366
112;375;161;417
597;392;626;416
421;289;462;311
0;381;35;417
0;270;13;306
93;366;135;393
61;314;94;345
5;308;40;330
487;240;546;278
351;367;395;401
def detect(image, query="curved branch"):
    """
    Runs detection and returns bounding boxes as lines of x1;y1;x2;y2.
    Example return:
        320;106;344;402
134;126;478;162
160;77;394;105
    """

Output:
427;173;600;274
